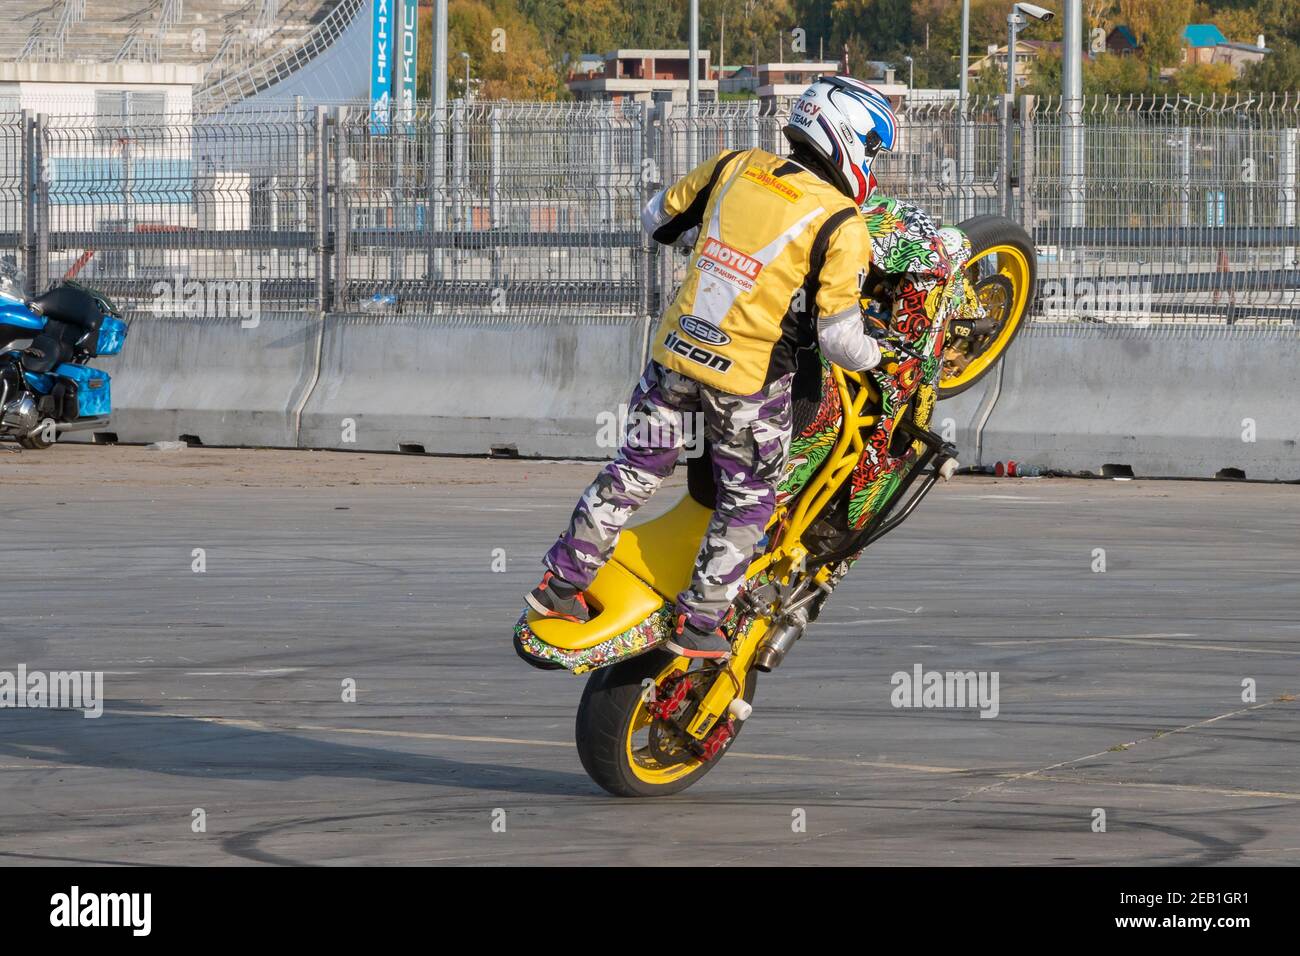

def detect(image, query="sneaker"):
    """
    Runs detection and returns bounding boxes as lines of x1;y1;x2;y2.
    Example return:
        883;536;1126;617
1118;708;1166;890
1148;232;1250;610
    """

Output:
665;613;731;660
525;571;591;624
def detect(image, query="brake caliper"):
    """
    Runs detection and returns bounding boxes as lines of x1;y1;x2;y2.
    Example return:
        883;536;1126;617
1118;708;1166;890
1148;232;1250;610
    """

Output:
693;718;736;761
647;670;692;723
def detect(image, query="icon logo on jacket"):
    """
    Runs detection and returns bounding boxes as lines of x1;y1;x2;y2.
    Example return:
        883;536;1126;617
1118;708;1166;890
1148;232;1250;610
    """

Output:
664;330;732;373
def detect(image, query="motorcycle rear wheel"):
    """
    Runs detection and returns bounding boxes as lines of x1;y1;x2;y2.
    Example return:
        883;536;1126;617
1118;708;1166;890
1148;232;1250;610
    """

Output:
575;648;757;797
18;420;55;450
938;214;1037;399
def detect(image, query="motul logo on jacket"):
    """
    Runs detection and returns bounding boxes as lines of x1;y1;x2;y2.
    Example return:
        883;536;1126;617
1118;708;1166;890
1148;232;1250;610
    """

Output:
700;238;761;280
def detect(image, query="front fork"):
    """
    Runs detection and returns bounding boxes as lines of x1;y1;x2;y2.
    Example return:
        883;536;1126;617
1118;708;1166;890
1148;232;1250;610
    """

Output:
680;556;832;741
676;422;959;743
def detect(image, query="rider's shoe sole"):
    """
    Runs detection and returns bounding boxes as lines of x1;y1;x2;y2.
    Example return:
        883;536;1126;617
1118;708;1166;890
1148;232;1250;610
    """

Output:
664;640;730;661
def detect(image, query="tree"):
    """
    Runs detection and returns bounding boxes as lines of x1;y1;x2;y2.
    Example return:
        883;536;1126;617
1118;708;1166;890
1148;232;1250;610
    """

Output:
1191;2;1261;45
831;0;916;54
1236;37;1300;93
1117;0;1193;74
703;0;797;69
1082;50;1157;95
418;0;564;101
1023;50;1062;98
1169;60;1236;96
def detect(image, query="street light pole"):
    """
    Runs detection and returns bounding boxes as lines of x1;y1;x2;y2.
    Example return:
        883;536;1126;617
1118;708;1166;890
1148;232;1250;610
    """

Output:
460;51;470;101
1062;0;1084;230
1007;11;1022;98
904;54;914;98
433;0;448;113
959;0;970;106
689;0;699;113
959;0;972;221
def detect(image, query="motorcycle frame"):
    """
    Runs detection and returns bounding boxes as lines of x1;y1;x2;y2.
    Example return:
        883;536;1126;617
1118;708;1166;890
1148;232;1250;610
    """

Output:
678;365;956;741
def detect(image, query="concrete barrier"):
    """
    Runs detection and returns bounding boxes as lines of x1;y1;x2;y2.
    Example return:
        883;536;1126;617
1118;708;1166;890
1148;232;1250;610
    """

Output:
63;312;322;448
980;323;1300;481
296;314;649;458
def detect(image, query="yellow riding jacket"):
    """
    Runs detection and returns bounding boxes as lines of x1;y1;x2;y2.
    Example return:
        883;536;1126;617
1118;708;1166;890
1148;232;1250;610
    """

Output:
647;147;871;395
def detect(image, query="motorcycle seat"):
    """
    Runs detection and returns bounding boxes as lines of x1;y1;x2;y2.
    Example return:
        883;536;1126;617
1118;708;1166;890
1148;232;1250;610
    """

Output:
526;559;666;651
611;493;713;602
525;493;713;652
29;285;107;330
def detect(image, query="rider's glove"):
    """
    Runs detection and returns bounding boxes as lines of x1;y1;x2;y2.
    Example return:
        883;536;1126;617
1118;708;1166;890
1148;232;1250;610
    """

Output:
867;327;909;373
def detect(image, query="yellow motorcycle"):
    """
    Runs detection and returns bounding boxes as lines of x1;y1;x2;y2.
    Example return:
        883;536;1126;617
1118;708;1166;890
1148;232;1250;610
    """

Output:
514;211;1035;796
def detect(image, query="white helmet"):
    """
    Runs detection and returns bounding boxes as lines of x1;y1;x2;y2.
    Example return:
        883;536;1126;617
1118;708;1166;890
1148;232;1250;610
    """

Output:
783;76;898;205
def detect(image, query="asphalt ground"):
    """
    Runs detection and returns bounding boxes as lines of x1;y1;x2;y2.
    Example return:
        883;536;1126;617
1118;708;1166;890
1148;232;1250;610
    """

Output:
0;445;1296;865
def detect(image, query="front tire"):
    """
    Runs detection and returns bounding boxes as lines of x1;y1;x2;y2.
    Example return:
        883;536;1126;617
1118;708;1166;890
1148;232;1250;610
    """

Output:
575;648;757;797
938;214;1037;399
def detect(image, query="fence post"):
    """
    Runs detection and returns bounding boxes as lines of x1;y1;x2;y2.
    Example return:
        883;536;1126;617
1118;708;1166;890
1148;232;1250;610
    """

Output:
451;97;466;283
20;109;34;297
1019;94;1036;233
332;106;349;312
488;104;502;286
33;113;49;295
1178;125;1191;266
637;99;651;324
597;108;612;282
999;94;1012;218
655;100;674;323
1282;127;1297;270
958;99;975;222
295;95;308;287
314;105;329;312
429;98;447;282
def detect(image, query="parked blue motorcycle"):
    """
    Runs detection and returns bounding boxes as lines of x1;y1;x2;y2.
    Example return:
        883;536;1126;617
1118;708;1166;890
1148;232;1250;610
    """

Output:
0;258;127;449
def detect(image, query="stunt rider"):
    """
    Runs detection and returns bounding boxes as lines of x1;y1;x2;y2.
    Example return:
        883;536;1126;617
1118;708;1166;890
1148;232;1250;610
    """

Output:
527;77;899;660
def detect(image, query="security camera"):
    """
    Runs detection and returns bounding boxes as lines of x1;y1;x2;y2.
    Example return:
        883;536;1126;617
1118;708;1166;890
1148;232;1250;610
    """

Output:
1015;3;1054;22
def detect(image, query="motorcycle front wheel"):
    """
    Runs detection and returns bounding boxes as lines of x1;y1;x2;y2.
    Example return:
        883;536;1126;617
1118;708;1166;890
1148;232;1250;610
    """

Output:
938;214;1037;399
575;648;757;797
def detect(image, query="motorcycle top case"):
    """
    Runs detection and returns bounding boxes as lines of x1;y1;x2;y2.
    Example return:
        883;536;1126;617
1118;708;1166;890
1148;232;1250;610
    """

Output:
95;315;127;356
52;363;111;418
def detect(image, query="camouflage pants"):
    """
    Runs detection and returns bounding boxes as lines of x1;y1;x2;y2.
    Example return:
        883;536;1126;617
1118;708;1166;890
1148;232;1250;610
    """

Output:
544;360;793;631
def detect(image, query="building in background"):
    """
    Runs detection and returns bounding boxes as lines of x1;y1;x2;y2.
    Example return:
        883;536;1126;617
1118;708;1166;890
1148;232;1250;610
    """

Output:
566;49;715;104
968;39;1062;89
1180;24;1269;76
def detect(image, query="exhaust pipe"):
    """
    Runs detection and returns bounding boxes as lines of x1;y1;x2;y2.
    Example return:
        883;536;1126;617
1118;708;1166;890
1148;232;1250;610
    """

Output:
44;417;110;435
754;607;808;672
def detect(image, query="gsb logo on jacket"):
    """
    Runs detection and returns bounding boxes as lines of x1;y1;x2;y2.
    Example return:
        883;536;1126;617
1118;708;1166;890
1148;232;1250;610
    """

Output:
679;314;731;346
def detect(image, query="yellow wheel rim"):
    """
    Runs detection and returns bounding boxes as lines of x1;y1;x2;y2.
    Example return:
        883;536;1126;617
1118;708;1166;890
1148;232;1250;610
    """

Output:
940;242;1032;392
624;654;707;786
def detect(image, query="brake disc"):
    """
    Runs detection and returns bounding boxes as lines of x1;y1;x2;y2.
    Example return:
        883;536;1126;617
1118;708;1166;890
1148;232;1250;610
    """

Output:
647;720;695;766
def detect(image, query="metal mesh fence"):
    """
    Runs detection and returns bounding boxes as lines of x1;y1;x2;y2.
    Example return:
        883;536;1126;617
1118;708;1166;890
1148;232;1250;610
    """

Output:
0;112;24;271
1029;94;1299;325
335;101;649;320
0;95;1295;327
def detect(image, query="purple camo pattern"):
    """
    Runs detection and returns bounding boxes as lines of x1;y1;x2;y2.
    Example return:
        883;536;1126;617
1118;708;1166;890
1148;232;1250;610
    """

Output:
544;360;792;632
